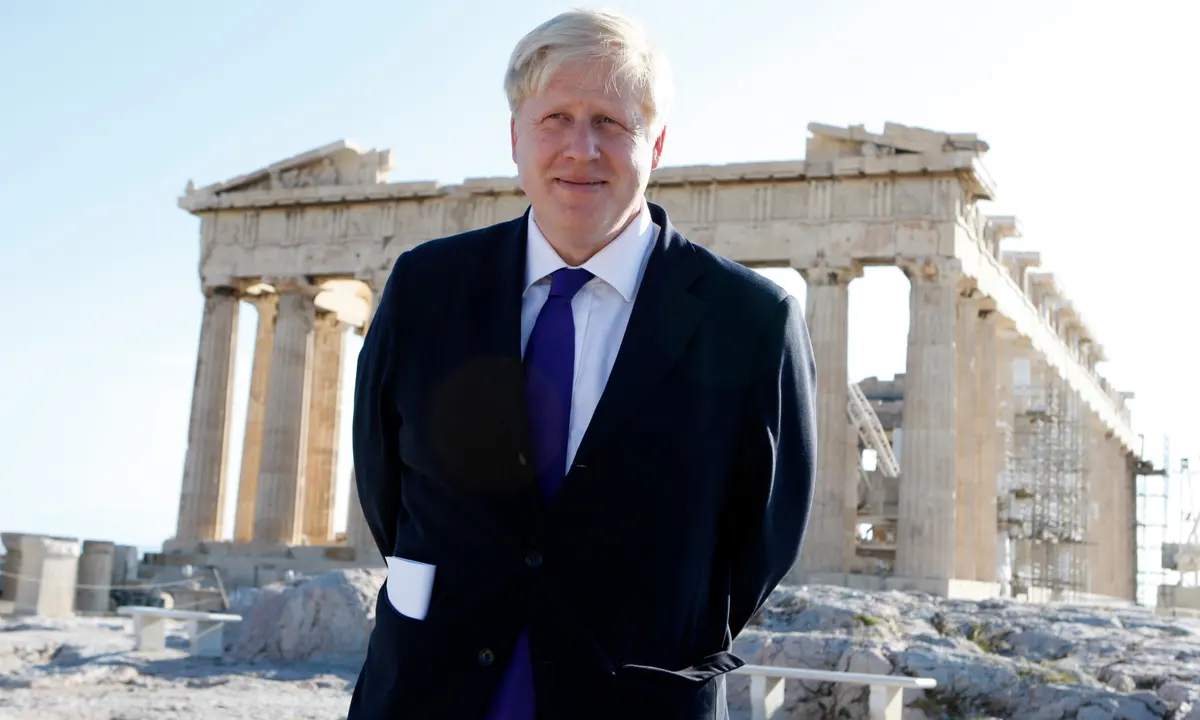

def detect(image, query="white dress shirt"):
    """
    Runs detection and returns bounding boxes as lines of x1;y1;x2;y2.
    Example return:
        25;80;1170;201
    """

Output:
521;204;659;473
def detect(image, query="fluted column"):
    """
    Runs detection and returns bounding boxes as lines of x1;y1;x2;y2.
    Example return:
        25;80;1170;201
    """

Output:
896;257;960;581
75;540;116;615
233;294;277;542
1085;411;1111;595
974;306;999;582
0;533;25;603
845;428;861;572
993;327;1019;589
346;271;387;562
253;280;318;545
955;290;980;581
302;311;345;544
174;286;240;543
1117;437;1137;600
793;262;861;577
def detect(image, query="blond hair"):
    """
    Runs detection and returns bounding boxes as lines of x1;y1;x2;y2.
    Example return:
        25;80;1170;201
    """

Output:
504;9;674;135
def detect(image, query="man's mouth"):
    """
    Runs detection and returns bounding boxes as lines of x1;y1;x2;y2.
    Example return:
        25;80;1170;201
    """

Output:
556;179;606;187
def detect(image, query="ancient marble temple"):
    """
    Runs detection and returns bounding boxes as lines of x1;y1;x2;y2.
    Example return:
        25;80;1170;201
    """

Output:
169;122;1139;600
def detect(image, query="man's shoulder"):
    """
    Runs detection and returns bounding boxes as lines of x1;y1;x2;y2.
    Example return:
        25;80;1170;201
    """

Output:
680;232;791;315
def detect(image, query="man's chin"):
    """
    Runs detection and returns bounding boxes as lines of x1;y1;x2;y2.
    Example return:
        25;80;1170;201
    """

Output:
538;197;610;222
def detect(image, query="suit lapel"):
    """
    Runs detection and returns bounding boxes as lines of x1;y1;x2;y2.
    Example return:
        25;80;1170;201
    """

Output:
475;208;528;366
470;210;536;486
568;203;707;477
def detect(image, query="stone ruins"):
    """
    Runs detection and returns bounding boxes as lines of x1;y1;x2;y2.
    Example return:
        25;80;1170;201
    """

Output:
125;122;1142;602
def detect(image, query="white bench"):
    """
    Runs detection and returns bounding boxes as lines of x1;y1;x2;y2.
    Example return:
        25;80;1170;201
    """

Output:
731;665;937;720
117;606;242;658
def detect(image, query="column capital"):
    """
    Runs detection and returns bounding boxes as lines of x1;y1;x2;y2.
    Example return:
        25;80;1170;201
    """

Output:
202;284;238;299
958;282;983;302
1;532;26;553
799;261;863;286
244;289;277;305
28;536;83;559
314;308;347;333
898;256;962;284
264;276;320;298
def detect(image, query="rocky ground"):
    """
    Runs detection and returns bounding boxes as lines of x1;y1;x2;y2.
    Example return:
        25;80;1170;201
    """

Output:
730;585;1200;720
0;615;358;719
3;571;1200;719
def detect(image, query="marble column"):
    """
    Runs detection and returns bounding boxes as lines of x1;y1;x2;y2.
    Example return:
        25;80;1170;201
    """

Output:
233;294;278;542
174;286;240;543
954;290;980;581
1114;436;1137;601
346;272;387;563
75;540;115;615
993;327;1020;589
844;427;861;572
974;306;999;582
1084;411;1110;596
0;532;25;603
111;545;139;589
253;280;318;545
13;535;81;617
896;257;960;581
1123;447;1138;600
302;311;345;544
346;472;378;560
793;263;861;576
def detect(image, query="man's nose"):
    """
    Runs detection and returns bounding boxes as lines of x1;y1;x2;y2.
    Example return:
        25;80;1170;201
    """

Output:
562;123;601;161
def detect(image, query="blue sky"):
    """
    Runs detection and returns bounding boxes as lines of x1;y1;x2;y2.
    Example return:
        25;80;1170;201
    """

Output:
1;0;1196;552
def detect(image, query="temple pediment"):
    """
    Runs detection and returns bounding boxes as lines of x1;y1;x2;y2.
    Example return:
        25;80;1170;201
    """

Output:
806;121;989;160
183;140;394;198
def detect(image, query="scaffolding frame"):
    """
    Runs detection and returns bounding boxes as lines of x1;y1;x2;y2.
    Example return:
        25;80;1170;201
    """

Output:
1008;365;1090;602
1135;438;1170;607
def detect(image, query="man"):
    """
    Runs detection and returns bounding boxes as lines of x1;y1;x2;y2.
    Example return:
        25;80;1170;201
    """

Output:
349;9;817;720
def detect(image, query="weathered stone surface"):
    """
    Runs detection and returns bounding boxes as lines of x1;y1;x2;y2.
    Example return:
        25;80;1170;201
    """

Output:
728;584;1200;719
226;568;384;662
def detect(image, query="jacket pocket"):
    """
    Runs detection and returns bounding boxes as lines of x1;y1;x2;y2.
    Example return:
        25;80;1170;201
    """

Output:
616;650;744;691
612;651;742;720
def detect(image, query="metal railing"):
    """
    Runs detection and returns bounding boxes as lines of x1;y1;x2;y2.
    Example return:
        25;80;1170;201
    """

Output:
731;665;936;720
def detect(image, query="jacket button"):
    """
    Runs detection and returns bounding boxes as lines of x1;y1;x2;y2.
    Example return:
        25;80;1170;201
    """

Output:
478;648;495;666
525;551;543;569
517;452;528;467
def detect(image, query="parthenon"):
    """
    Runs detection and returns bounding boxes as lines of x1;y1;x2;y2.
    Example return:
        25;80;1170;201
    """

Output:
167;121;1141;601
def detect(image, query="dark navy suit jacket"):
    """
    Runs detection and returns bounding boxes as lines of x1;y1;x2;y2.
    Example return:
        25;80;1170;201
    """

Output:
348;202;817;720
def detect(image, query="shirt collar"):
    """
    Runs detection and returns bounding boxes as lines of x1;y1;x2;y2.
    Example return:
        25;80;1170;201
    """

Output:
524;202;657;303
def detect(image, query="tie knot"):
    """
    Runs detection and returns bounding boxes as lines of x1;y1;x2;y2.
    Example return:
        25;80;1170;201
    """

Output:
548;268;593;300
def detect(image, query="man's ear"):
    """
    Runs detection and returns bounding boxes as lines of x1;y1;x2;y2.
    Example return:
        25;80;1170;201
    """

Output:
511;116;518;164
651;125;667;170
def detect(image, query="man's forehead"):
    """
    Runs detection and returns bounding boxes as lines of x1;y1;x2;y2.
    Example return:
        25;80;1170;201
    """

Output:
541;60;633;100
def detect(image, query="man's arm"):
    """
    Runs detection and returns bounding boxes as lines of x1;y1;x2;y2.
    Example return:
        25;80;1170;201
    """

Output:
352;255;408;561
726;293;817;638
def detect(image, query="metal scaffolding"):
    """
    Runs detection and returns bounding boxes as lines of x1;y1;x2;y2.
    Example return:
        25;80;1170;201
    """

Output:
1136;438;1171;607
1007;364;1090;602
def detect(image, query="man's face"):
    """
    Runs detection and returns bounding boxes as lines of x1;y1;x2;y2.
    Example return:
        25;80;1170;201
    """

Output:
511;60;665;245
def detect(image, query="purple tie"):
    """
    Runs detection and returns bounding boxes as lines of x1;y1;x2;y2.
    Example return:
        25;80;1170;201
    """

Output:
484;268;593;720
